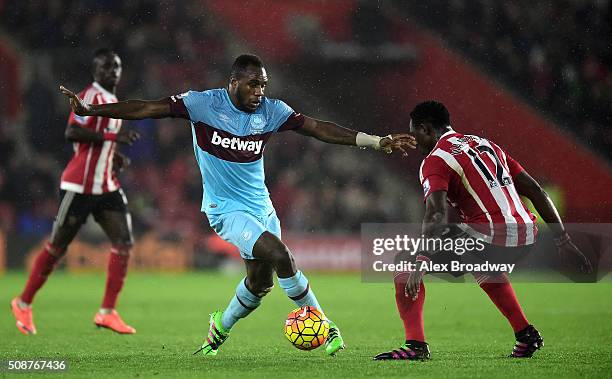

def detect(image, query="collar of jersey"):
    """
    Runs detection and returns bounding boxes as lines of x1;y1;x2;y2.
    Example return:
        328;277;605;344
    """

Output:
222;88;264;114
93;81;116;98
427;127;458;157
223;88;245;114
439;128;457;141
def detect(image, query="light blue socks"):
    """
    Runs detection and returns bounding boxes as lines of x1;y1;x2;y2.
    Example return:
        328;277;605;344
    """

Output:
278;270;323;312
221;278;261;330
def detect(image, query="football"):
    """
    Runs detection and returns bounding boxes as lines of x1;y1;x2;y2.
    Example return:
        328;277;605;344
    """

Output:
284;306;329;350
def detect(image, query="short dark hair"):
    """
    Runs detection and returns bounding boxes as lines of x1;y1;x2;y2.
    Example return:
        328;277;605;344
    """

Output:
410;101;451;131
93;48;116;62
230;54;264;79
92;48;117;71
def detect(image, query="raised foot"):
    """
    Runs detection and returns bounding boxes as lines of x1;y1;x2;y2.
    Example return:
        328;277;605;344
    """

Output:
11;297;37;335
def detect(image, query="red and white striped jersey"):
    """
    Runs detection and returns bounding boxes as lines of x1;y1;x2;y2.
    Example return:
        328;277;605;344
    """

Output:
60;82;122;194
419;130;537;247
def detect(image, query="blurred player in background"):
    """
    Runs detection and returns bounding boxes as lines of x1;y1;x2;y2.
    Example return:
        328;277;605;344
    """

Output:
11;49;141;335
60;54;415;356
374;101;592;361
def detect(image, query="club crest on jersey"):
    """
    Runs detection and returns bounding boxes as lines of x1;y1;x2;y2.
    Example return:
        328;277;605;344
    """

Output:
250;114;266;134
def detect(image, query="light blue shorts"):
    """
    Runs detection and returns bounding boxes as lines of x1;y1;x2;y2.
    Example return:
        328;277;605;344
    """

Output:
208;210;282;260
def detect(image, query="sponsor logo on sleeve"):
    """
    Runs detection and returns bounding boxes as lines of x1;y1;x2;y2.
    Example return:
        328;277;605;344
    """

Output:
423;178;431;196
218;114;231;124
73;114;89;124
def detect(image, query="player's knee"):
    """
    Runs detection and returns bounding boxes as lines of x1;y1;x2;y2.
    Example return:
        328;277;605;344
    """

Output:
269;246;294;270
46;242;67;258
111;243;133;257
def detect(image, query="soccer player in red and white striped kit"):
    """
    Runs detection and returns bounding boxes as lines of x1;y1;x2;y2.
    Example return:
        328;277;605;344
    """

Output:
11;49;140;335
374;101;592;360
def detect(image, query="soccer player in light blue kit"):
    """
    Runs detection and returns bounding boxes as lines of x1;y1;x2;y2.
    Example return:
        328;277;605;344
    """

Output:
60;54;415;356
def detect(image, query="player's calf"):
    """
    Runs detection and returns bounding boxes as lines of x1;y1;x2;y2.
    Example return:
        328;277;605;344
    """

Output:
222;278;264;330
100;245;131;311
247;277;274;298
194;277;263;358
511;325;543;358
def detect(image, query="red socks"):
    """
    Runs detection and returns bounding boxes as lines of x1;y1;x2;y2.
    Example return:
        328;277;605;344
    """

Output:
394;273;426;342
476;273;529;332
20;243;130;310
20;243;63;304
393;272;528;342
101;248;130;309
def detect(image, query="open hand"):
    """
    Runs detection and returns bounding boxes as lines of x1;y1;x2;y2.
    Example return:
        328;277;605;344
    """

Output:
557;237;593;274
405;265;426;300
116;129;141;146
112;152;131;173
59;85;91;116
380;133;417;155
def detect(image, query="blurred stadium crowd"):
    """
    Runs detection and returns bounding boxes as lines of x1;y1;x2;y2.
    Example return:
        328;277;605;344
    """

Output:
0;0;419;244
404;0;612;158
1;0;610;248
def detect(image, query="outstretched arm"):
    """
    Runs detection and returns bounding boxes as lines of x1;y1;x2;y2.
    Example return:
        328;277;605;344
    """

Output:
60;86;172;120
514;170;592;273
514;171;564;234
296;117;357;145
296;116;416;153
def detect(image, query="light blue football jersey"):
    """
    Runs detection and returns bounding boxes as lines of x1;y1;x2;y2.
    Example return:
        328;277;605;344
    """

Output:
170;88;303;216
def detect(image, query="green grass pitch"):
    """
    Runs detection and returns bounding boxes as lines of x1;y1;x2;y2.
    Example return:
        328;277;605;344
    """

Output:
1;272;611;378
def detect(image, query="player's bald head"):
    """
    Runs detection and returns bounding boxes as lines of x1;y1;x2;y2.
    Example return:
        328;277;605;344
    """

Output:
230;54;265;80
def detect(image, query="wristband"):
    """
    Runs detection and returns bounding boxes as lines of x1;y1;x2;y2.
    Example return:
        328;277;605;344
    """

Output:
103;133;117;141
356;132;382;149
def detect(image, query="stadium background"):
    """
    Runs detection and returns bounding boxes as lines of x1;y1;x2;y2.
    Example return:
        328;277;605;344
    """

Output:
1;0;611;273
1;2;612;378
